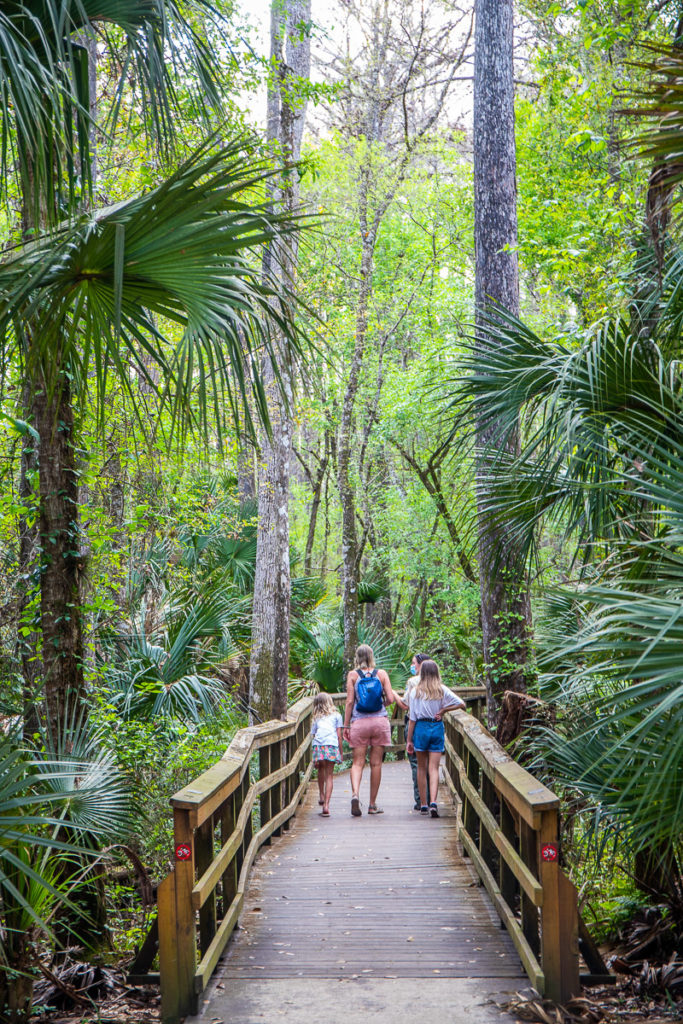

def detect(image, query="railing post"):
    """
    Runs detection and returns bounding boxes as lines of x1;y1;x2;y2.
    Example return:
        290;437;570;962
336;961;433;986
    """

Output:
159;872;179;1023
220;790;237;915
480;774;497;875
539;809;580;1002
520;818;540;959
196;815;216;957
463;747;479;848
499;797;517;923
172;807;197;1018
259;743;272;844
282;735;293;831
271;740;283;837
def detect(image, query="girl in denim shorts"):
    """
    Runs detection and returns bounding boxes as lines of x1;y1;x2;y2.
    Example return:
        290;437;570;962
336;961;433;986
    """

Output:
406;660;465;817
311;693;344;816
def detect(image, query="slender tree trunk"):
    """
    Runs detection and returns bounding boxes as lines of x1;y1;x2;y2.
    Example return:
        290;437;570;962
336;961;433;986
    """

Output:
33;372;85;740
17;382;41;737
250;0;311;722
337;233;375;672
474;0;532;730
237;436;256;505
303;435;329;575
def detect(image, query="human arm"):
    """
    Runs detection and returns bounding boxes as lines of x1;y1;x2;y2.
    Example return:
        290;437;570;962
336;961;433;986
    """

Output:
435;687;466;720
343;672;356;742
379;669;406;710
337;726;344;754
406;717;416;755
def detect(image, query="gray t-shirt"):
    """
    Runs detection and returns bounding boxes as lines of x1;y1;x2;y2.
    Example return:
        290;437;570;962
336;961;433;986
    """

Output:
409;685;465;722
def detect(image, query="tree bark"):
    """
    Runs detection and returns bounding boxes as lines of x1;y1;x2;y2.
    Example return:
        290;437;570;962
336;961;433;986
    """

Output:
250;0;311;722
474;0;532;729
337;233;375;672
32;372;85;741
17;383;42;736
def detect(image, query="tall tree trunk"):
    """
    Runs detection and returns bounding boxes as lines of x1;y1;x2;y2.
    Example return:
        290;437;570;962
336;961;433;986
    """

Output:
17;382;41;737
474;0;532;730
33;372;85;741
303;433;329;575
237;435;256;506
250;0;311;722
337;233;375;672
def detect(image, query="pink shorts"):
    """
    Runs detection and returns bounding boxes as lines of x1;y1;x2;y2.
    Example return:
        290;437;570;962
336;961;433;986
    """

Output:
349;716;391;748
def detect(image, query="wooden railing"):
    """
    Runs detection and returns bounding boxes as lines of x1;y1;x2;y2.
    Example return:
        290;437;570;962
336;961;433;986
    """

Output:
442;708;580;1003
156;697;313;1022
146;683;579;1021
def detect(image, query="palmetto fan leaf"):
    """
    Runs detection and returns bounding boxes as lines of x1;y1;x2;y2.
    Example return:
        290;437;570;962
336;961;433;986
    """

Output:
447;308;678;568
0;139;308;436
0;0;231;217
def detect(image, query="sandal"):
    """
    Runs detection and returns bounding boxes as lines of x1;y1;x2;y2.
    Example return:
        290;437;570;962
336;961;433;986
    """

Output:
429;802;439;818
321;809;330;817
367;804;384;814
351;795;362;817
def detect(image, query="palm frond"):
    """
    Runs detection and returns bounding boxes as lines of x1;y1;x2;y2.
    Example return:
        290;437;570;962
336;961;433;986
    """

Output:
0;0;233;218
0;138;311;439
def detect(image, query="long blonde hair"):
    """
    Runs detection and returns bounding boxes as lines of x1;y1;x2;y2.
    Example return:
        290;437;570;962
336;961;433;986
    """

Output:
414;660;444;701
354;644;375;671
313;692;336;721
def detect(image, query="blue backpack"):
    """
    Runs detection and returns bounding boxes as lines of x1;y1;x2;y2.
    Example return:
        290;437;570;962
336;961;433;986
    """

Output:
355;669;384;714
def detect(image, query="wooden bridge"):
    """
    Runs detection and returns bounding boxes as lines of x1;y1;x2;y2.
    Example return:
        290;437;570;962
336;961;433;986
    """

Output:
134;690;604;1022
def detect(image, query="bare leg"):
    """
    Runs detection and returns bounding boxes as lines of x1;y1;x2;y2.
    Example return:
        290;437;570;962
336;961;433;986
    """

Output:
416;751;428;806
323;762;334;812
369;745;383;806
317;765;325;804
428;752;441;805
351;745;366;798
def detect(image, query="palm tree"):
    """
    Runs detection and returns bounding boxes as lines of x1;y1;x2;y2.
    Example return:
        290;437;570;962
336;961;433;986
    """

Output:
0;2;308;739
0;722;131;1022
448;253;683;902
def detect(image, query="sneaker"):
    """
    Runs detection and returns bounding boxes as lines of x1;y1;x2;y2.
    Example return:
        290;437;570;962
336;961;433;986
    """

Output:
420;805;429;815
429;802;439;818
351;795;362;817
367;804;384;814
413;801;421;811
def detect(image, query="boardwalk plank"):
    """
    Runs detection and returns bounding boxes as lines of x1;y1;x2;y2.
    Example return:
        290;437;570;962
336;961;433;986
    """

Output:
209;762;524;983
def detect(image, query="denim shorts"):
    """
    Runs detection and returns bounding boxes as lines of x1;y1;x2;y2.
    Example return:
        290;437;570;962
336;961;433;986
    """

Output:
413;719;445;753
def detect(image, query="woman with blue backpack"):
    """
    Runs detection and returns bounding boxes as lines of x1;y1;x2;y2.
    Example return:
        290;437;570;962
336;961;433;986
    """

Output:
342;644;406;817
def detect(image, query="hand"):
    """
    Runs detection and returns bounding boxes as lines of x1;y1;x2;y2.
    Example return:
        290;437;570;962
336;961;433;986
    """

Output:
396;698;408;711
406;741;414;755
343;727;350;742
434;712;443;721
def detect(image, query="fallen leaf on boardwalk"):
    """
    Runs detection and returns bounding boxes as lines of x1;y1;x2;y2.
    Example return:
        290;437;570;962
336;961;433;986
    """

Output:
407;936;414;942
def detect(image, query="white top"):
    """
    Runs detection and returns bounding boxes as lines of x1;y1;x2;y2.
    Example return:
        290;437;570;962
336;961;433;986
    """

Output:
404;674;419;704
311;711;343;747
409;685;465;722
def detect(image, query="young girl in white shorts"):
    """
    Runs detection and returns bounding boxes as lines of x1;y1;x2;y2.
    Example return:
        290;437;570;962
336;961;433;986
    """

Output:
311;693;343;816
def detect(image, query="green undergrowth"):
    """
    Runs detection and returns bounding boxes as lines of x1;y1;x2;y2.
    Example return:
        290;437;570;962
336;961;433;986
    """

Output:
94;699;247;879
564;823;654;945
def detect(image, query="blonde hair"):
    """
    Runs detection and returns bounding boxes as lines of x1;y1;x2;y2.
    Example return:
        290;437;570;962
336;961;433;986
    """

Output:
414;660;444;701
313;692;336;721
354;644;375;671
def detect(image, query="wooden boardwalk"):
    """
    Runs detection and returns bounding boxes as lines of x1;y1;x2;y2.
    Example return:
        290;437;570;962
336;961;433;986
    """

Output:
188;761;526;1022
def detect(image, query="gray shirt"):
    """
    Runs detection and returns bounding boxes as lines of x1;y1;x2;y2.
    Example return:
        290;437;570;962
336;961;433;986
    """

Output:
409;685;465;722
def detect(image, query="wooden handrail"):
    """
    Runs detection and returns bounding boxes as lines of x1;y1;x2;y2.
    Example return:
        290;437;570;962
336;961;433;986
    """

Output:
158;698;314;1022
155;683;577;1022
442;709;580;1003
